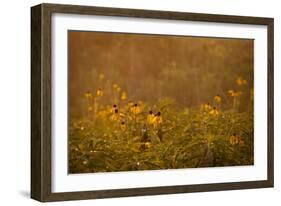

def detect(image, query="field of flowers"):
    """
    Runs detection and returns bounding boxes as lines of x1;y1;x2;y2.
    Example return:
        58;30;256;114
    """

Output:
68;74;254;174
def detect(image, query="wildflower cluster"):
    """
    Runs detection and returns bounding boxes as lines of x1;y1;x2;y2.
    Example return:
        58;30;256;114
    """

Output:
69;74;254;173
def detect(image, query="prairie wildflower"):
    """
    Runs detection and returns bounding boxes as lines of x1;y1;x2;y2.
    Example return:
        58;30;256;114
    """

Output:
147;110;155;125
228;90;242;111
145;142;152;148
84;91;93;98
214;95;221;103
110;109;119;121
236;76;247;86
228;90;242;97
229;134;238;145
228;90;234;96
110;104;117;113
121;91;127;100
234;91;242;97
119;112;126;118
236;77;243;85
153;112;163;128
113;83;121;92
96;88;104;97
229;134;244;146
120;121;126;131
131;103;141;115
209;107;219;117
203;102;212;111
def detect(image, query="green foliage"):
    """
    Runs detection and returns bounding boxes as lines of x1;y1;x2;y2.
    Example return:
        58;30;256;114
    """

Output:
69;99;253;174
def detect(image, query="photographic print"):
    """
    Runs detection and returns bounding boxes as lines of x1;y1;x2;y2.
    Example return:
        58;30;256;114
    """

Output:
31;4;273;201
68;31;254;174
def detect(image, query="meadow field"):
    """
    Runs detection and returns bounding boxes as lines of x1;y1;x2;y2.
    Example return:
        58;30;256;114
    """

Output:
68;32;254;173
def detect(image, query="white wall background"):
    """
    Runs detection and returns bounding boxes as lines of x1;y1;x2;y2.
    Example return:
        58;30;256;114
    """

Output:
0;0;279;205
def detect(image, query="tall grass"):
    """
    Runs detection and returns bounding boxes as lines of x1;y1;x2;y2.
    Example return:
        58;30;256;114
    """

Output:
69;75;253;174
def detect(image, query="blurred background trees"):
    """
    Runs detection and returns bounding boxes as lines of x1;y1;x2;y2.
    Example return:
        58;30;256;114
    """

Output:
69;31;253;119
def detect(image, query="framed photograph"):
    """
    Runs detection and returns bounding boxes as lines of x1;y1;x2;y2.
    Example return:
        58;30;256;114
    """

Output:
31;3;274;202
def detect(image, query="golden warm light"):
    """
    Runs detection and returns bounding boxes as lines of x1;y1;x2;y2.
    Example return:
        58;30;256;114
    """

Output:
68;31;254;174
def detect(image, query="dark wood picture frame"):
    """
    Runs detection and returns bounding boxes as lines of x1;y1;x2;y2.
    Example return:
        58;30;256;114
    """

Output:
31;3;274;202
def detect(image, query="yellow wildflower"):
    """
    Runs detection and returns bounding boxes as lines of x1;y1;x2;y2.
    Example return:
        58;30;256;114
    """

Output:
121;92;127;100
236;76;247;86
120;121;126;131
110;109;119;121
230;134;245;147
145;142;152;148
147;111;155;125
84;91;93;98
204;103;212;111
113;83;121;92
153;112;163;128
131;103;141;115
228;90;234;96
236;77;243;85
119;112;126;118
228;90;242;97
209;107;219;117
214;95;221;103
110;104;118;113
233;91;242;97
96;88;104;97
